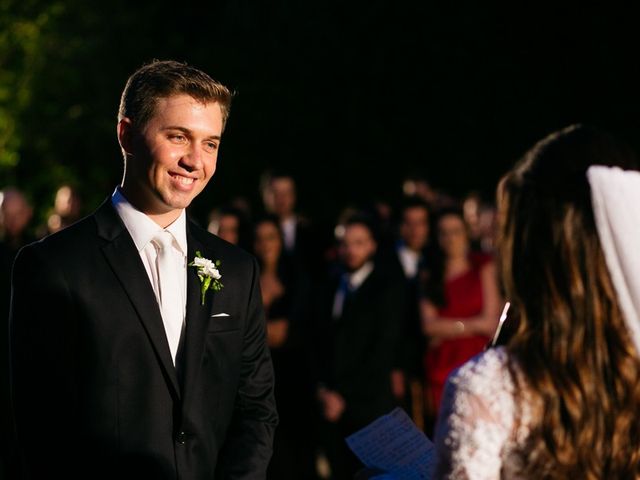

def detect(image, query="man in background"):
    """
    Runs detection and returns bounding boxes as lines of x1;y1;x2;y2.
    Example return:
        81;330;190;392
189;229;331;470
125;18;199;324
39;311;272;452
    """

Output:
313;215;404;479
261;171;325;275
383;197;431;425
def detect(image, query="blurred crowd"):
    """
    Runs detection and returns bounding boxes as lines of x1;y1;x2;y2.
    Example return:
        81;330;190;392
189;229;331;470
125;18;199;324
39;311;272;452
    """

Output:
0;172;502;480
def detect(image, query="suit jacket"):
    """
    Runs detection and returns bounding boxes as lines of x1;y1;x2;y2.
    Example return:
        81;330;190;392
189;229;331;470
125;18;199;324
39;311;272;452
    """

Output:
9;199;277;480
377;245;430;376
313;263;404;429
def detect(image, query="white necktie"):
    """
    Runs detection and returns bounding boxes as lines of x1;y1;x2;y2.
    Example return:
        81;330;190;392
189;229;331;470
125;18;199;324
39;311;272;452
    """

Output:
153;231;184;365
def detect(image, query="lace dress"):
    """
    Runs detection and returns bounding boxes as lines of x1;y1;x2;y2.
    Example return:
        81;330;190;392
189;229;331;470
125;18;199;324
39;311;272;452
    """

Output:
433;347;533;479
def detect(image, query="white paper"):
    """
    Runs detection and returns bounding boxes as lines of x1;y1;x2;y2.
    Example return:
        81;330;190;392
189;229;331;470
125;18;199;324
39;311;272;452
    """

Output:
346;407;435;479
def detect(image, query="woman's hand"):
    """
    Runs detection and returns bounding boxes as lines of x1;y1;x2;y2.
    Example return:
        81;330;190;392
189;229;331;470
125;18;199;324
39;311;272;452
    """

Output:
318;387;346;423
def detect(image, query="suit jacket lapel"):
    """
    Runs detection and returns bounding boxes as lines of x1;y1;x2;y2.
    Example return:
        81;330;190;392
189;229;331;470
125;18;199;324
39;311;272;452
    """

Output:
181;223;218;405
94;199;181;399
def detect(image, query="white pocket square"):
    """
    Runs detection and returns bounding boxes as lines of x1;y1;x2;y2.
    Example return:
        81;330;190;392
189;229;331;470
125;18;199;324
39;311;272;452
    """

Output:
211;313;230;318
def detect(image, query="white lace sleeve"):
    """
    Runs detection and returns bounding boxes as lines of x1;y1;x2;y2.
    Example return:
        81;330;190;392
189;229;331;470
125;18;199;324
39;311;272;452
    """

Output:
433;347;525;480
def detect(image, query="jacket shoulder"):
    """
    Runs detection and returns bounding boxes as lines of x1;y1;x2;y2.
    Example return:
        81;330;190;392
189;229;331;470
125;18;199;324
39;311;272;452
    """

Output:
20;213;99;258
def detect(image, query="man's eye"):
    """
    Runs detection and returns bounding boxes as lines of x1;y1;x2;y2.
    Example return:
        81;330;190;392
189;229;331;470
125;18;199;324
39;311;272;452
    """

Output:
170;134;187;142
205;142;219;152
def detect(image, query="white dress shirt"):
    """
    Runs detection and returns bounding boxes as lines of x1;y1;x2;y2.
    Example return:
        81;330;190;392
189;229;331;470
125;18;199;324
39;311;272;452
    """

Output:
347;261;374;291
111;189;188;360
281;216;297;252
332;261;374;320
397;244;421;279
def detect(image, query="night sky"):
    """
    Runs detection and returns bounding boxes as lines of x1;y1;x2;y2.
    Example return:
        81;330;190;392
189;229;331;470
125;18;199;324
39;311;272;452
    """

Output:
199;2;640;224
9;1;640;225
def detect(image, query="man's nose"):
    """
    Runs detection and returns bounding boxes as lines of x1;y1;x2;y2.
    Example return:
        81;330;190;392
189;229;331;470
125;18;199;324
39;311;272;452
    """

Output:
181;144;204;170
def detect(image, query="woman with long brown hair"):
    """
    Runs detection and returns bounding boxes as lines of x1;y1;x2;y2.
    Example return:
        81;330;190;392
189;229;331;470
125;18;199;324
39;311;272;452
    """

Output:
433;124;640;479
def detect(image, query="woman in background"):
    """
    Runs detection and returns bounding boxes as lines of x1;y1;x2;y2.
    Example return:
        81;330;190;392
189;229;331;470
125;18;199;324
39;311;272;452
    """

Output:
420;208;502;416
253;215;317;480
434;125;640;479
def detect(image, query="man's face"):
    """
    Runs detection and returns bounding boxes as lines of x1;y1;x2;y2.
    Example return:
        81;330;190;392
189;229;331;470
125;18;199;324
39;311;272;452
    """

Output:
217;214;240;245
54;185;81;218
400;206;429;251
265;178;296;218
121;94;223;216
0;192;32;238
339;223;377;272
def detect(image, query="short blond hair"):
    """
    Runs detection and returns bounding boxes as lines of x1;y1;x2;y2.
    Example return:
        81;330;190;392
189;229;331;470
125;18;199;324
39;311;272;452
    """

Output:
118;59;233;131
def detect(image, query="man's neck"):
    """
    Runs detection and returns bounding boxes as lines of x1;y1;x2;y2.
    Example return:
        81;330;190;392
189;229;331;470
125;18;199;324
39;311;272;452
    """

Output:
146;211;183;229
120;185;182;228
279;213;295;223
346;261;374;290
396;240;424;255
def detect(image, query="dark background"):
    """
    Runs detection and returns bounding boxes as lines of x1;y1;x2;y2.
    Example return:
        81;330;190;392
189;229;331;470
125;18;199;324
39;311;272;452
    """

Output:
2;1;638;226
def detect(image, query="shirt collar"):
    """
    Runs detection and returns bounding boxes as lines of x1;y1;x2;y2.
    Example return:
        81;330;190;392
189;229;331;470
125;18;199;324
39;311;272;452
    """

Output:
111;188;188;255
397;244;421;277
398;243;420;260
281;216;296;228
348;260;374;290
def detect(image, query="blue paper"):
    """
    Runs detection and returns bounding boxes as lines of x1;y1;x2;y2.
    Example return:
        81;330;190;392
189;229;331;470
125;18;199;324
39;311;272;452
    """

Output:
346;408;435;480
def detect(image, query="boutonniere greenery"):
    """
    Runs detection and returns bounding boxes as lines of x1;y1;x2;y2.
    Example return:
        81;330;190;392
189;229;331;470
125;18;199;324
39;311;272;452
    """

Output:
189;251;223;305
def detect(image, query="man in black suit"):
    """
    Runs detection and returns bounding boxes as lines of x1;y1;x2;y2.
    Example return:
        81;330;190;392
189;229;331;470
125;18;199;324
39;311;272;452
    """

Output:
314;215;404;479
9;60;277;480
380;197;431;419
260;171;327;276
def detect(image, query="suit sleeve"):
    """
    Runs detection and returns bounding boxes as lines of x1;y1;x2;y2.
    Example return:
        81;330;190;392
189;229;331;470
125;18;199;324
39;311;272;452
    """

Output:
215;256;278;479
9;243;80;477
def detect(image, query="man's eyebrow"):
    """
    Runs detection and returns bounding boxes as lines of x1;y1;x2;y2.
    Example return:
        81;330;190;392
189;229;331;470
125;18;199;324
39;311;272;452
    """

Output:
163;126;221;140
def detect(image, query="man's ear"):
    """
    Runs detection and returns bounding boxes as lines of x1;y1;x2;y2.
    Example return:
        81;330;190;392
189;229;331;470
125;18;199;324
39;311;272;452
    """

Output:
117;118;136;156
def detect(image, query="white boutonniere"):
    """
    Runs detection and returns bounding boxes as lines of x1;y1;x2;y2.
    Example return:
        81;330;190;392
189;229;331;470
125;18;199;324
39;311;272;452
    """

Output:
189;251;223;305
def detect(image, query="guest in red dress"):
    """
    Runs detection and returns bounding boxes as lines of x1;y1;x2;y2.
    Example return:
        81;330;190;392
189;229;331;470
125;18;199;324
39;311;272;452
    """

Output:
420;208;502;415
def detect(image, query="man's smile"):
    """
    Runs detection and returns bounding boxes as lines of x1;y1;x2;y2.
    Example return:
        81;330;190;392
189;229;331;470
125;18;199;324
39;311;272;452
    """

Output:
169;172;196;186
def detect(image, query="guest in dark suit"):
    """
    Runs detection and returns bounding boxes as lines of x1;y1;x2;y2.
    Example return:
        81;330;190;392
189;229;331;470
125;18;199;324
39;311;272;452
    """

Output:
9;60;277;480
314;215;404;480
260;171;326;276
380;197;432;426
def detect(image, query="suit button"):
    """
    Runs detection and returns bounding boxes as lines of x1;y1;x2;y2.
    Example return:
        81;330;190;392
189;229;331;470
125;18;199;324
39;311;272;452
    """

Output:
176;431;186;445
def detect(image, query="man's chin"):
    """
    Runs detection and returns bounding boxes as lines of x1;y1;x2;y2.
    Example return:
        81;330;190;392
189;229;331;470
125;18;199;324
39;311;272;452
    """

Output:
345;263;366;273
162;192;198;210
